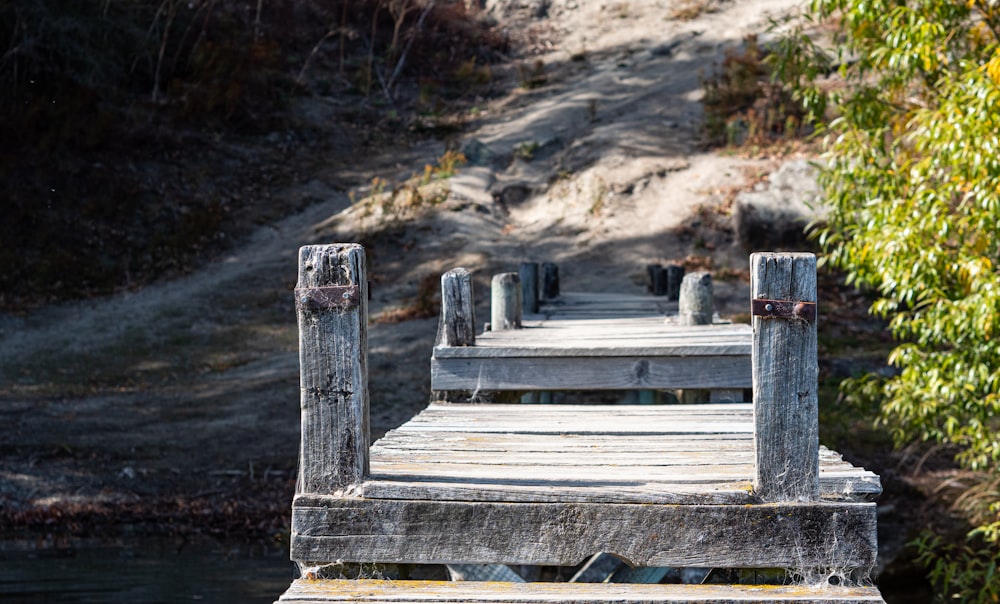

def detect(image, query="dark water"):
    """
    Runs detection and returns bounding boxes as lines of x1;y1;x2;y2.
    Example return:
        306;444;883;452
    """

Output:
0;537;931;603
0;537;294;603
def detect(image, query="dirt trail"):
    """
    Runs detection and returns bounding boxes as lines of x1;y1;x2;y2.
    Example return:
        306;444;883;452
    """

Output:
1;0;813;532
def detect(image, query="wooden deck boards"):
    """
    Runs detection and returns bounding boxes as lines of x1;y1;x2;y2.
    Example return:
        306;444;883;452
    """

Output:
289;404;880;568
431;293;752;391
278;579;887;603
360;404;880;505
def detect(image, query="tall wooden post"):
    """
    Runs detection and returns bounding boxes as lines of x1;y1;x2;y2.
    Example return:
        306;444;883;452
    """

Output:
665;264;685;301
751;252;819;502
491;272;522;330
678;272;713;326
647;264;666;296
295;244;370;494
542;262;560;300
438;268;476;347
520;262;540;314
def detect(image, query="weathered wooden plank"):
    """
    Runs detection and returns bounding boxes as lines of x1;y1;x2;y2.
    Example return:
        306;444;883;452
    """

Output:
359;478;757;505
277;579;887;603
290;497;878;570
431;356;751;390
372;432;757;453
358;475;881;505
751;252;820;502
438;268;475;347
295;244;370;493
433;320;752;357
491;273;522;330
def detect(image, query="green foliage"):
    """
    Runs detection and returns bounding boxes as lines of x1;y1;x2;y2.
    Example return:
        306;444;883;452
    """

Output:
701;35;810;147
353;149;467;223
773;0;1000;560
915;532;1000;604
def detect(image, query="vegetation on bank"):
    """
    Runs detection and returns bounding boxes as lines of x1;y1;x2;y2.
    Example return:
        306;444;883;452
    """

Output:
768;1;1000;601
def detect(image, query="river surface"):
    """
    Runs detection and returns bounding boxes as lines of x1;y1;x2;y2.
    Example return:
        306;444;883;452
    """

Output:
0;536;930;603
0;536;293;603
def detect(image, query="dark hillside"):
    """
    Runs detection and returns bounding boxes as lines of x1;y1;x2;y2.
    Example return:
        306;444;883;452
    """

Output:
0;0;507;311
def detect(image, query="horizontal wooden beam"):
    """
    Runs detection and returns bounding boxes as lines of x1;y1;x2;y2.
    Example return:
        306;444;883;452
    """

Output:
431;356;752;390
278;579;887;603
291;497;877;570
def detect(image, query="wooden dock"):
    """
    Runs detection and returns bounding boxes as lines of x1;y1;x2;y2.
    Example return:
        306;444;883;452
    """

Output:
277;245;886;604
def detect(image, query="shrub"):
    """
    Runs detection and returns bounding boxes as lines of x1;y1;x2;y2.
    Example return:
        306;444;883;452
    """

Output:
775;1;1000;600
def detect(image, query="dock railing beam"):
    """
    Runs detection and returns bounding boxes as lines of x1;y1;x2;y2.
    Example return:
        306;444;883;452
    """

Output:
751;252;820;502
294;244;370;494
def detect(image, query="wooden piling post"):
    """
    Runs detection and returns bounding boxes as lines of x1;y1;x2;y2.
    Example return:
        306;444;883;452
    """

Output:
295;244;370;494
751;252;819;502
520;262;540;314
647;264;667;296
542;262;560;299
438;268;476;347
665;264;685;301
678;272;713;326
491;272;522;330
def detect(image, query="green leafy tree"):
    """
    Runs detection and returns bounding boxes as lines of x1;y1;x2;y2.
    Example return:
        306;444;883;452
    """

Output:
774;2;1000;601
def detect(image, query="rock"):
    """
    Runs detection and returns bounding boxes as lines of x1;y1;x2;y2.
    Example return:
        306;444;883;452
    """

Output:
733;159;826;251
482;0;551;18
490;181;533;207
460;138;497;166
449;166;496;205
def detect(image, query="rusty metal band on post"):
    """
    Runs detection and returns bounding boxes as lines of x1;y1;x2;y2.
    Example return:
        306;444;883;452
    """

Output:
295;285;362;312
751;298;816;322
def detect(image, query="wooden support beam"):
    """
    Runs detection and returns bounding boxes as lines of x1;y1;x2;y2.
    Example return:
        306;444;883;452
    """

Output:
491;272;522;330
751;252;819;502
438;268;476;347
291;496;878;570
678;272;713;326
431;355;751;391
520;262;540;314
295;244;370;494
542;262;560;299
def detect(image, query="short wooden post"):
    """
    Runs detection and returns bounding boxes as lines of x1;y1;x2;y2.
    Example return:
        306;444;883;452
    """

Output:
542;262;560;299
295;244;370;494
647;264;666;296
491;272;522;330
520;262;540;314
438;268;476;347
678;272;713;325
751;252;819;502
665;264;685;301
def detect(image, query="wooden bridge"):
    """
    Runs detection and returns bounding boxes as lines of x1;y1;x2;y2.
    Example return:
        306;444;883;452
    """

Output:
275;244;886;603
